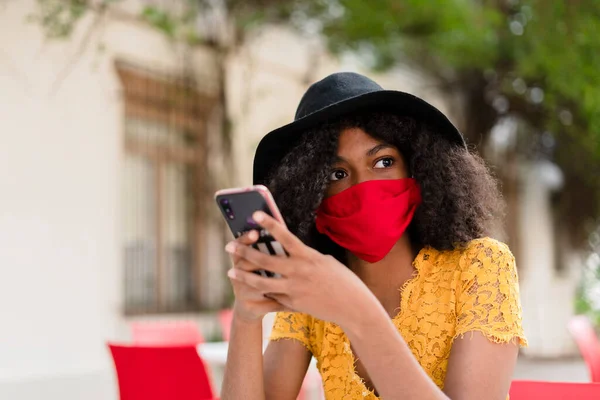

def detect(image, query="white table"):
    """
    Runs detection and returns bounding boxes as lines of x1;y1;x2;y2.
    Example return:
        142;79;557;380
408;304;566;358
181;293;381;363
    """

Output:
198;341;317;367
197;341;233;365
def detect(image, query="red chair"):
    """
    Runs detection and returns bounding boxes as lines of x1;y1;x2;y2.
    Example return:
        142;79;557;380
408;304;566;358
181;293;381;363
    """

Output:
131;321;204;346
218;309;234;342
108;343;217;400
509;380;600;399
568;315;600;382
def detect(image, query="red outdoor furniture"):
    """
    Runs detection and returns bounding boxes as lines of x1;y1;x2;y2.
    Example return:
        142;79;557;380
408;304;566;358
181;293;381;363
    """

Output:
131;320;204;346
108;343;217;400
509;380;600;399
568;315;600;382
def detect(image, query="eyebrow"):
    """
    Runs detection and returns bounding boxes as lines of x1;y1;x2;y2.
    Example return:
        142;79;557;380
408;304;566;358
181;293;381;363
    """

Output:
366;143;395;157
334;143;395;163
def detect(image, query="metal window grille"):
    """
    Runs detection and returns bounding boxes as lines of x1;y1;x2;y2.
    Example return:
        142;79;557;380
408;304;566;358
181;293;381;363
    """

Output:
117;61;213;314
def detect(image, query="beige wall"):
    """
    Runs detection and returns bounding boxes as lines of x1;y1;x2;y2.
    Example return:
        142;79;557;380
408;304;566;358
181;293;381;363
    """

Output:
0;1;222;398
518;161;580;357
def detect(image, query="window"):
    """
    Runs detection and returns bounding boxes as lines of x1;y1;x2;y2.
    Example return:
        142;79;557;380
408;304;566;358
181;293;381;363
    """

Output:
117;61;213;314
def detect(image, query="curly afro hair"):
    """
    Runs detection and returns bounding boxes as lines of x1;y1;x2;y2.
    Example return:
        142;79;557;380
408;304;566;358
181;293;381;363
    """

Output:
266;111;505;261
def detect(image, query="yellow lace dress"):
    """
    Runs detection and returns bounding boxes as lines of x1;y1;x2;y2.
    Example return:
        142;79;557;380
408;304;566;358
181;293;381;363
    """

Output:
269;237;527;399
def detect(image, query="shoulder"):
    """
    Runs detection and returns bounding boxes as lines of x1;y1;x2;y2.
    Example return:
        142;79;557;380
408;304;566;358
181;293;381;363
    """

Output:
452;238;527;346
460;237;513;262
273;311;314;328
420;238;513;272
270;312;316;352
456;237;517;283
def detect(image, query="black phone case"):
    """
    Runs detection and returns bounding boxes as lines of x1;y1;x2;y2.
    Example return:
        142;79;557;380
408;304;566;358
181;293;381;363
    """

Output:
216;190;286;277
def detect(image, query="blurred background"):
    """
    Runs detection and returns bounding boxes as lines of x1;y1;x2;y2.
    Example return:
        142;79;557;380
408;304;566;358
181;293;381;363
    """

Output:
0;0;599;399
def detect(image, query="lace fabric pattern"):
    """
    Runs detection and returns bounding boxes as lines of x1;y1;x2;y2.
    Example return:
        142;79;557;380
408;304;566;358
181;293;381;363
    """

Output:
269;237;527;400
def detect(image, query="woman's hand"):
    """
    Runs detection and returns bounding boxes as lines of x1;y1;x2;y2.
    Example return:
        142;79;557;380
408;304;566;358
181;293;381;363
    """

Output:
227;230;285;322
225;211;379;328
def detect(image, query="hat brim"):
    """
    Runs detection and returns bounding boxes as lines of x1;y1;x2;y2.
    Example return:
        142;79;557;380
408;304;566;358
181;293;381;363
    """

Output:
253;90;466;185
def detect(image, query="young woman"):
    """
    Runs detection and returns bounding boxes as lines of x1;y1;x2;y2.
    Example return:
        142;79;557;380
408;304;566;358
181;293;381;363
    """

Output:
221;72;527;400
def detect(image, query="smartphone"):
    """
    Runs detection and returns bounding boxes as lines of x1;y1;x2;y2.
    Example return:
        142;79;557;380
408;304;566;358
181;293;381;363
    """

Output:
215;185;287;278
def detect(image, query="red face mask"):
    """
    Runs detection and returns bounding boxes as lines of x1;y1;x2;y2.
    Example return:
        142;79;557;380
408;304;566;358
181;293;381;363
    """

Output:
315;178;422;263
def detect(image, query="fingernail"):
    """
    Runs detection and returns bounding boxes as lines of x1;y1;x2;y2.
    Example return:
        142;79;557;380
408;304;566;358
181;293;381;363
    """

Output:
253;211;264;222
227;269;237;279
225;242;236;253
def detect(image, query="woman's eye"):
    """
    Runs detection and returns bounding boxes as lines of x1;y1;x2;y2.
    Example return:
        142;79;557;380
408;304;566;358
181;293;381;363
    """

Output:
329;170;347;181
374;157;394;169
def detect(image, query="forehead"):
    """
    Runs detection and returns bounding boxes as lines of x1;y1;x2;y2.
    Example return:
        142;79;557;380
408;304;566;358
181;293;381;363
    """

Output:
337;127;393;152
338;127;383;147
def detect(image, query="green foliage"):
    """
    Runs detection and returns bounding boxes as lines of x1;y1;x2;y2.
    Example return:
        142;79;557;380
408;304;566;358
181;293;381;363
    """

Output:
297;1;600;154
306;0;505;71
27;0;91;38
140;6;177;38
29;0;204;45
510;1;600;152
27;0;123;38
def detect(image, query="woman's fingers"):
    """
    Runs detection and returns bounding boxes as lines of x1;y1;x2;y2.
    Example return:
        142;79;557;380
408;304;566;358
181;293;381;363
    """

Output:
248;299;285;314
227;241;292;276
229;281;270;302
237;230;259;244
263;293;294;311
232;257;259;272
229;230;259;263
252;212;306;255
228;268;289;294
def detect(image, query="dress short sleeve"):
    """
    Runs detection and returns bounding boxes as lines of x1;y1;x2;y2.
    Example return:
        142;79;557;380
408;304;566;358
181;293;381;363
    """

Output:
269;311;314;354
455;238;527;347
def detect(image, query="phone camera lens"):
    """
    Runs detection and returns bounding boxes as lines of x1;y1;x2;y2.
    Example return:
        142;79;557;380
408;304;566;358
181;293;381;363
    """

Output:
220;198;235;220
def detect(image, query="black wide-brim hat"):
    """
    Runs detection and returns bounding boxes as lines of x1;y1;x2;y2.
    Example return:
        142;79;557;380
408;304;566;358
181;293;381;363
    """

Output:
253;72;466;185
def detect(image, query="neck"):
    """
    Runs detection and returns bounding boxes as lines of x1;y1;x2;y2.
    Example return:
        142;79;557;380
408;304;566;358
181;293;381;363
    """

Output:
348;234;419;316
